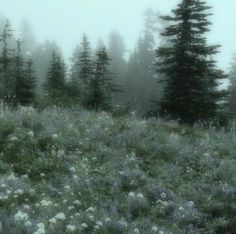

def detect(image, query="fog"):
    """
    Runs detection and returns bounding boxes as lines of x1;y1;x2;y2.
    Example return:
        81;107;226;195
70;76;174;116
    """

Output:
0;0;235;70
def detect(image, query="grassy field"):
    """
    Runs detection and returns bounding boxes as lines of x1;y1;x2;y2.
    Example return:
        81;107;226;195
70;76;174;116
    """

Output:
0;106;236;234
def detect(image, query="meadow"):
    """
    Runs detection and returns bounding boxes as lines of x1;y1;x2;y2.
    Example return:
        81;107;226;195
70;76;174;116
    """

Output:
0;106;236;234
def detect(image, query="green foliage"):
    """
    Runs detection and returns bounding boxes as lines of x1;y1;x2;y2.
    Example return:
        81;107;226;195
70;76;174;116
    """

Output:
156;0;227;125
87;47;120;111
44;51;66;106
0;106;235;233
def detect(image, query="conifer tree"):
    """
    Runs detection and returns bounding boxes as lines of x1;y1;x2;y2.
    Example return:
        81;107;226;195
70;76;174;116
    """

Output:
228;54;236;117
87;47;119;111
0;20;14;103
22;58;36;105
79;34;92;105
44;51;66;104
108;30;126;105
156;0;227;124
14;39;25;105
14;40;36;106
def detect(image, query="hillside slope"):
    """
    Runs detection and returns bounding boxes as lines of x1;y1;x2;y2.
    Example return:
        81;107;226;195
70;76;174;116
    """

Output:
0;107;236;234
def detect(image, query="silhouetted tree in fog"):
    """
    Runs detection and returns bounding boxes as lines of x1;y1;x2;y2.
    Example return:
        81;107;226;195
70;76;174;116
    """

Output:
0;20;15;104
87;47;119;111
228;54;236;117
44;51;66;105
20;19;37;57
156;0;227;124
108;30;126;104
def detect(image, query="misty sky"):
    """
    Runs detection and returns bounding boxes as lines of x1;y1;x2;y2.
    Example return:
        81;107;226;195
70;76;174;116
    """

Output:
0;0;235;71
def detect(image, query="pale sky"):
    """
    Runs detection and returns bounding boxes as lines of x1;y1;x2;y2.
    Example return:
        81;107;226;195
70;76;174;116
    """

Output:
0;0;235;71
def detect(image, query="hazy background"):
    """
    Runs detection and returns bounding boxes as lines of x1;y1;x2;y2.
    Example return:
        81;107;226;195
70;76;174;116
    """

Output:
0;0;235;71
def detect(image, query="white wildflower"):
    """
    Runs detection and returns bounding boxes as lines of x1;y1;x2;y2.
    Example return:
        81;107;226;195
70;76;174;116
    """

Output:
68;206;74;210
7;173;17;181
10;136;18;141
188;201;194;207
162;201;168;207
29;189;35;194
25;221;32;227
64;185;70;190
81;223;88;229
49;218;57;224
66;225;76;232
69;167;76;173
86;207;95;212
55;212;66;220
152;226;158;232
203;152;210;157
178;207;184;211
21;174;28;179
128;192;135;197
28;131;34;137
52;133;58;139
96;221;103;227
33;223;45;234
6;190;11;195
40;200;52;207
119;220;128;227
24;204;30;210
134;228;140;233
15;210;28;221
137;193;144;199
73;200;81;205
15;189;24;195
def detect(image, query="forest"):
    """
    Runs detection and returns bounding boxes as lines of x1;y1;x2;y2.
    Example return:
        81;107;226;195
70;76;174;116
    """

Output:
0;0;236;234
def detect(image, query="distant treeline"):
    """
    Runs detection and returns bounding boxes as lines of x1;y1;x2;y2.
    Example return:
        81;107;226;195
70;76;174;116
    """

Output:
0;0;236;125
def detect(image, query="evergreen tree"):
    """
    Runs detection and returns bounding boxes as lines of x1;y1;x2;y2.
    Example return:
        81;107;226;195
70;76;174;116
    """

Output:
79;34;92;105
20;19;37;57
67;44;80;102
32;40;61;85
156;0;226;125
228;54;236;117
44;51;66;104
125;9;163;111
0;20;14;103
108;30;126;105
87;47;119;111
70;44;80;85
14;39;24;105
22;58;36;105
14;40;36;106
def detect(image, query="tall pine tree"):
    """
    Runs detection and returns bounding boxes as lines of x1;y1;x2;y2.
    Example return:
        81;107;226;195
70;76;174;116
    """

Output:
79;34;92;105
14;40;36;106
87;47;119;111
228;54;236;117
44;51;66;105
156;0;226;124
22;58;36;105
0;20;14;103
